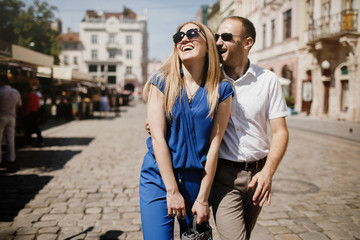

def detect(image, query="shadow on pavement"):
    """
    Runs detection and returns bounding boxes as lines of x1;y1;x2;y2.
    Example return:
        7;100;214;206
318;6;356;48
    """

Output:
0;136;94;222
0;174;52;222
10;150;82;172
64;226;95;240
100;230;124;240
34;137;93;147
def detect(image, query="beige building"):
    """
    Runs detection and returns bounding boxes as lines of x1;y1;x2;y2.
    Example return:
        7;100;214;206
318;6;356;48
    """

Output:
205;0;360;122
58;7;148;93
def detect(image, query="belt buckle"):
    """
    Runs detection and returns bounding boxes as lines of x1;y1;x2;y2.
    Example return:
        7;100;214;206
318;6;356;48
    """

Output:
245;161;258;171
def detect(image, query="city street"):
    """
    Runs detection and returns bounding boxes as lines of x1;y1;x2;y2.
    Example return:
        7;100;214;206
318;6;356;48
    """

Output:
0;102;359;240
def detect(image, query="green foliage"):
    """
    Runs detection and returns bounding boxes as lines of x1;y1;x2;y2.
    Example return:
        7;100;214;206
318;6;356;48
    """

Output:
0;0;24;43
0;0;61;64
285;96;295;108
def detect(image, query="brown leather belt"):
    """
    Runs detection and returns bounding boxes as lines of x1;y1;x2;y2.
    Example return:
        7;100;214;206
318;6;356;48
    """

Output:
218;157;267;171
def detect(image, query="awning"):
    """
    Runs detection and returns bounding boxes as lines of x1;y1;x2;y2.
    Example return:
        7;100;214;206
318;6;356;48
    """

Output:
53;66;105;83
12;44;54;67
37;66;52;78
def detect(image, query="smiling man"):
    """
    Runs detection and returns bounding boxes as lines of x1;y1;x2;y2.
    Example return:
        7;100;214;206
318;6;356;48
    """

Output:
212;16;289;240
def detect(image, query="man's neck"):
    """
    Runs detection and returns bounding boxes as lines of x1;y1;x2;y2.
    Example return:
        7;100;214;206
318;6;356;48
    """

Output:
223;60;250;80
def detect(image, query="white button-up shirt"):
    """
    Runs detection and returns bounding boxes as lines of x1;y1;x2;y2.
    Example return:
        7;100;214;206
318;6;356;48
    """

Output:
219;63;288;162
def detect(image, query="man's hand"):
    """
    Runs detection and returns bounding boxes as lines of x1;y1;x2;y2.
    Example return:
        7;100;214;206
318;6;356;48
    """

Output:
248;168;272;207
145;120;151;135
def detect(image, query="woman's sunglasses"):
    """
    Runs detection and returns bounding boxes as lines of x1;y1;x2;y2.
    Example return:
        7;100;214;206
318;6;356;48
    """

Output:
215;33;247;41
173;28;202;44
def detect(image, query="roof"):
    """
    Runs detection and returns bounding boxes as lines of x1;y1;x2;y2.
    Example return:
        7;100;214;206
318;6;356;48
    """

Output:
57;28;80;43
84;7;137;20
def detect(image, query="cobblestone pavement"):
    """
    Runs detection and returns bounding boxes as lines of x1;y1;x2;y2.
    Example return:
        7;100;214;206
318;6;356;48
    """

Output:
0;102;359;240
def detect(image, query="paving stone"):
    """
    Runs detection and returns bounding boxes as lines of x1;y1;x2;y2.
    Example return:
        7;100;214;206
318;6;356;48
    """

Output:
268;226;292;234
324;229;354;240
14;235;35;240
32;221;58;228
38;227;60;234
299;232;330;240
274;234;301;240
16;227;38;235
36;233;57;240
40;214;64;221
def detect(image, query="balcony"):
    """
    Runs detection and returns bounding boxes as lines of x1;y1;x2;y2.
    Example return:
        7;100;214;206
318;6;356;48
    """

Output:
307;9;359;43
106;42;121;50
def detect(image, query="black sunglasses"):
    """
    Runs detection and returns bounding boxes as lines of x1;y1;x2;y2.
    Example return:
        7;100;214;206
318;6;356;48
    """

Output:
173;28;202;44
215;33;247;41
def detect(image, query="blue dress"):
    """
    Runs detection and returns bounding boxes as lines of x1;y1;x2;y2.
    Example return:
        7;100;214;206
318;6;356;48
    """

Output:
139;75;233;240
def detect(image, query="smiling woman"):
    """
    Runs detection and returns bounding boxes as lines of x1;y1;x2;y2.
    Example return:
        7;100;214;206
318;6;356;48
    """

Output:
139;21;234;240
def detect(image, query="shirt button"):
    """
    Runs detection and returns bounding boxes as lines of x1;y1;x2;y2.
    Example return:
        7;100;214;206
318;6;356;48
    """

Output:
236;128;240;131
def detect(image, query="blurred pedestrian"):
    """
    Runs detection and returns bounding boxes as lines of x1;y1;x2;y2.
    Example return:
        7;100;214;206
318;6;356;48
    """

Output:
212;16;289;240
99;90;110;117
139;21;233;239
22;85;44;147
0;73;22;163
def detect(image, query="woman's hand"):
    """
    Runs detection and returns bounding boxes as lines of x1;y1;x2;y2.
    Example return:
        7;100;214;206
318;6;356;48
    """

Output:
191;200;210;224
167;190;186;220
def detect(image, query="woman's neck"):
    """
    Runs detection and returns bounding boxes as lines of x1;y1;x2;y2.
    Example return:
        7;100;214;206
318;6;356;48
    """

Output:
182;61;205;86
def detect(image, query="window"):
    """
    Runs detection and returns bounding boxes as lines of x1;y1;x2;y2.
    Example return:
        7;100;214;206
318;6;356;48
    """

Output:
126;66;132;74
63;55;68;65
109;50;116;58
73;56;78;65
109;34;116;43
341;80;349;112
89;65;97;72
126;50;132;59
262;23;266;48
271;19;276;45
101;65;105;72
341;66;348;75
91;50;98;59
126;35;133;44
283;9;292;39
321;0;331;24
91;35;98;44
108;76;116;84
108;65;116;72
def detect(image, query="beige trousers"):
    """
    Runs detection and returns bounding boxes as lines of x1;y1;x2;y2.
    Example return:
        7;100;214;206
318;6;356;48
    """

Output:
212;162;263;240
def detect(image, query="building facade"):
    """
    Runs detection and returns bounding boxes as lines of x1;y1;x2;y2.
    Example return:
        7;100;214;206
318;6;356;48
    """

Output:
58;7;148;92
205;0;360;122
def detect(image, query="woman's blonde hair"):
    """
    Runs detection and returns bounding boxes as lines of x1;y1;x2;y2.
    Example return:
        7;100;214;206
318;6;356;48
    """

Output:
144;21;222;120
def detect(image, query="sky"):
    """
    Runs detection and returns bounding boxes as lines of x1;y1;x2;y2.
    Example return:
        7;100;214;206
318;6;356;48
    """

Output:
22;0;218;62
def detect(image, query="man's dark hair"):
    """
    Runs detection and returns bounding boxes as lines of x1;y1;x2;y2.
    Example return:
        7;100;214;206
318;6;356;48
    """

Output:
0;74;10;85
225;16;256;44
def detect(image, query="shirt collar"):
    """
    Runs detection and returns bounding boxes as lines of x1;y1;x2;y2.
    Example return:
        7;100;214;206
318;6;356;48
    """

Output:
221;59;256;82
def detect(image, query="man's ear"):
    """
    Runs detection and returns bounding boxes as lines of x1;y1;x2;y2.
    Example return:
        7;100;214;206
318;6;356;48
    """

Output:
244;37;254;50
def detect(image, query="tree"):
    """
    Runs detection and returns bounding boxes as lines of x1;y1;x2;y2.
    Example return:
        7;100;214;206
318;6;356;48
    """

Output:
0;0;24;43
1;0;61;64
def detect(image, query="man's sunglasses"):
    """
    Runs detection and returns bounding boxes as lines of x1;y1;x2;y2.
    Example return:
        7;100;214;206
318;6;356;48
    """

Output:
173;28;202;44
215;33;247;41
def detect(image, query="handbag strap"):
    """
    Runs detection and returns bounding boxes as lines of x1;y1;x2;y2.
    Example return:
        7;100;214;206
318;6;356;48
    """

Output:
193;214;198;232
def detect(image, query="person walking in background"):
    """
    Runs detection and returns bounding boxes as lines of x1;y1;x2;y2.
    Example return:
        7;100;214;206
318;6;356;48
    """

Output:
99;90;110;117
22;85;44;147
139;21;233;239
0;73;22;163
212;16;289;240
